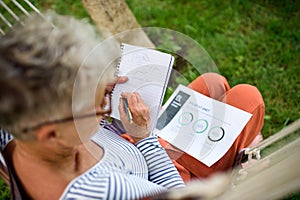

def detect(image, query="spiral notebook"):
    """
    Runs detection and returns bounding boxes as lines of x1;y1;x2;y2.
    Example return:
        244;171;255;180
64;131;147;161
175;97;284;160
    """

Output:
110;43;174;131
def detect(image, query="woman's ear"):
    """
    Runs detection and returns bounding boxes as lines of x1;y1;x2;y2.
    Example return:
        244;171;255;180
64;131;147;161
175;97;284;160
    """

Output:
35;125;57;143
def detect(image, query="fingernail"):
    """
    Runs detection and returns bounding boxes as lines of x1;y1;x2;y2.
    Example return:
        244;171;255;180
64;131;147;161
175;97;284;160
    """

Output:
120;77;128;81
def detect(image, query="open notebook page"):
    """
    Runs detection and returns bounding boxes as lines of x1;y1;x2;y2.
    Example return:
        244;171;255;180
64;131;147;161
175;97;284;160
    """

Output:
111;43;174;131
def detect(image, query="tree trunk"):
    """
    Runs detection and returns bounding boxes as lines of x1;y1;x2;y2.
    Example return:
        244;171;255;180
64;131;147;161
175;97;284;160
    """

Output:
81;0;154;48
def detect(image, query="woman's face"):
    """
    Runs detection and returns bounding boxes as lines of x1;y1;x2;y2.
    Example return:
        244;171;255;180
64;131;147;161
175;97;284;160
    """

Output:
55;86;107;146
55;115;101;146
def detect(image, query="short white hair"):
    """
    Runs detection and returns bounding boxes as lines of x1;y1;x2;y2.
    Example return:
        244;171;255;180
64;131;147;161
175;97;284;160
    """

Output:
0;11;115;138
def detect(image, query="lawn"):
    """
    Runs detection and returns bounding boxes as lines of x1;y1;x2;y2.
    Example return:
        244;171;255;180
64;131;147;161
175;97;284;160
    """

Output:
125;0;300;138
0;0;299;199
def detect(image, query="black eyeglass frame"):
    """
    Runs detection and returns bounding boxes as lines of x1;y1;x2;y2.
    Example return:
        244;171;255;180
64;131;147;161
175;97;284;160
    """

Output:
21;92;112;133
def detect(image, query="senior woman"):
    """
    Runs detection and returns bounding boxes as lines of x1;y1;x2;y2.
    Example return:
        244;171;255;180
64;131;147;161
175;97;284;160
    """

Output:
0;12;184;199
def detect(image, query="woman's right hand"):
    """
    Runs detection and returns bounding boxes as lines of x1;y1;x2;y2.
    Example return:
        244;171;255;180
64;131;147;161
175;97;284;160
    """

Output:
118;92;151;143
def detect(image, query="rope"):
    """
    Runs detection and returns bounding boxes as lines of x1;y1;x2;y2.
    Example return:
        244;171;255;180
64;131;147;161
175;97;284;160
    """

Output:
245;118;300;158
0;0;42;35
220;136;300;199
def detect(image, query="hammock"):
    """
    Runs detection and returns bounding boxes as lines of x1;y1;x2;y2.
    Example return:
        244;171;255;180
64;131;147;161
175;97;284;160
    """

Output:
0;0;42;35
160;119;300;199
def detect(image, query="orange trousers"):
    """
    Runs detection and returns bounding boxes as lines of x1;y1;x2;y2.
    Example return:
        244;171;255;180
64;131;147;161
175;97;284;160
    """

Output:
122;73;265;182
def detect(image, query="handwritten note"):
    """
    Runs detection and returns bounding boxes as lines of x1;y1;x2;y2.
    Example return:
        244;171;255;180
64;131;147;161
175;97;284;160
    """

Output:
156;84;252;167
111;43;174;131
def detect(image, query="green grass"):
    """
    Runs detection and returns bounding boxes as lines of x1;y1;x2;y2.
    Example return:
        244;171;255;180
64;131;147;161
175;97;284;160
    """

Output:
0;179;10;200
1;0;299;198
125;0;300;139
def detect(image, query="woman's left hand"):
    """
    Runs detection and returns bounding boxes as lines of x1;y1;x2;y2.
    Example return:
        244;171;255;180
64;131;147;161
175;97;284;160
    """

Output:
106;76;128;93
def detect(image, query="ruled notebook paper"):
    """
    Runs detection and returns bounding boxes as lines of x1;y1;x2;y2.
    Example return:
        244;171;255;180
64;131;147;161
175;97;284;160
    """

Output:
111;43;174;131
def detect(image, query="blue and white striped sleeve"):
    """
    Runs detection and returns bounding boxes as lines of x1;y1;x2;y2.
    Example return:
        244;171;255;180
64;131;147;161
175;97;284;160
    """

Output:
135;136;185;189
61;170;169;200
0;129;13;151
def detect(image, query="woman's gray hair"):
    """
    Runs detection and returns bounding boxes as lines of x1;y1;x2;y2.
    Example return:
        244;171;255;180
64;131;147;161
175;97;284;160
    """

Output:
0;12;115;138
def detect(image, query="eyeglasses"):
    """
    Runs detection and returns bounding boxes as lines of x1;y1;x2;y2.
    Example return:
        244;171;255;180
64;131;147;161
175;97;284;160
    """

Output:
22;91;112;133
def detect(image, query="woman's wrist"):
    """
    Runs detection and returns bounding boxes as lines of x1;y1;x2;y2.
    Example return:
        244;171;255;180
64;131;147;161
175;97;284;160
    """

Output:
131;131;151;144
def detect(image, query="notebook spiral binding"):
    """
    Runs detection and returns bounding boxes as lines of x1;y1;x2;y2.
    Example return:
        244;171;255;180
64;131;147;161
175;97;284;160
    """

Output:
111;43;125;96
114;43;125;77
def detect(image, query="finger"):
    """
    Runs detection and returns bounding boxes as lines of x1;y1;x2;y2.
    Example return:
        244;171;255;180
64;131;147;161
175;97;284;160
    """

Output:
116;76;128;84
133;92;148;109
126;93;144;123
111;76;128;87
131;93;151;123
143;108;151;121
141;108;150;122
132;92;144;109
121;92;131;100
121;92;137;115
132;92;149;117
127;93;138;112
106;76;129;92
133;92;142;103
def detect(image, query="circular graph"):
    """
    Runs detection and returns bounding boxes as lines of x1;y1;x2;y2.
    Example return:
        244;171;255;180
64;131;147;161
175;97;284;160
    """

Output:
192;119;208;133
178;112;194;125
208;126;225;142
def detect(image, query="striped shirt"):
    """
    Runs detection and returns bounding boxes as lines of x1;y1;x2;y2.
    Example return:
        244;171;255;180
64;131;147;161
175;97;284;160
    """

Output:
0;128;185;199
